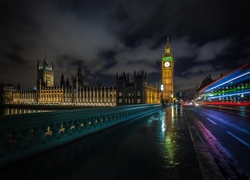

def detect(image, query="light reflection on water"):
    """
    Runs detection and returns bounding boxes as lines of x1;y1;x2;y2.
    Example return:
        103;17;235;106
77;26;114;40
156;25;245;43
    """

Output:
2;108;53;115
159;106;179;167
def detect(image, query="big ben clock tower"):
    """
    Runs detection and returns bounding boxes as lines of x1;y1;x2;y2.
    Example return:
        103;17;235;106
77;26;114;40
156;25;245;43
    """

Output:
162;36;174;103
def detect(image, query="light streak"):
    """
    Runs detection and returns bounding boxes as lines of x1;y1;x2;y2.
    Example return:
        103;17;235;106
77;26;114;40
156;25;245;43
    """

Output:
196;64;250;106
200;64;248;92
202;101;250;106
209;91;250;99
212;85;250;96
204;70;250;92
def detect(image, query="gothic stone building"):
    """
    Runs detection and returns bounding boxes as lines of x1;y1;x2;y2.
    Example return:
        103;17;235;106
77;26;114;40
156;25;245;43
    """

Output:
116;71;160;106
11;59;116;107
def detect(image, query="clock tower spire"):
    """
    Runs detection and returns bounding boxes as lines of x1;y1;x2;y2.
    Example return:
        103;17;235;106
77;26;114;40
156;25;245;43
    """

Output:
164;36;172;57
161;36;174;104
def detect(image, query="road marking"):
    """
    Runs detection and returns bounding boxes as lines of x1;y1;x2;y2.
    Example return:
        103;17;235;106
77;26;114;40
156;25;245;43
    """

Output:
199;113;204;117
227;131;250;148
206;118;216;124
203;106;250;118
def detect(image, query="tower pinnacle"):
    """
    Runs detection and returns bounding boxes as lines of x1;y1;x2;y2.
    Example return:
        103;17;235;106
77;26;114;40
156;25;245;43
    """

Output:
164;36;172;57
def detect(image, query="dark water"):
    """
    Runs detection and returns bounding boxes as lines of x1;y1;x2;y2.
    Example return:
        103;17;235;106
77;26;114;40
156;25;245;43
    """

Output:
0;106;203;180
0;107;53;115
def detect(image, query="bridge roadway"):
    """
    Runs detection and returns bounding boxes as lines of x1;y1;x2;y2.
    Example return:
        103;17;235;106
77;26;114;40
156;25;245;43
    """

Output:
0;105;245;180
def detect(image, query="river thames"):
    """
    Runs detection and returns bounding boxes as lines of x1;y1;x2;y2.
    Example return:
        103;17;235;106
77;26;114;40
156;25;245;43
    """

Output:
0;104;98;116
0;107;53;115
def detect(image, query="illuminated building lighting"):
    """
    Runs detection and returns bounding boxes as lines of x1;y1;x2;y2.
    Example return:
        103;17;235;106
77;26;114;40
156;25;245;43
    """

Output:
162;57;174;61
160;84;164;91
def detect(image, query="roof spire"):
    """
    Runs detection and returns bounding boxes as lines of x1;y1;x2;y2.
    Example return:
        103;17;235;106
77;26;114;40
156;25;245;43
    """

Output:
163;36;172;57
167;36;169;46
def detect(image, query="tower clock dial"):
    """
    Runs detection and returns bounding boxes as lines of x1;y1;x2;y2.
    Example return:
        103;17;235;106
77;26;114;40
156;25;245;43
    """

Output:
164;61;170;67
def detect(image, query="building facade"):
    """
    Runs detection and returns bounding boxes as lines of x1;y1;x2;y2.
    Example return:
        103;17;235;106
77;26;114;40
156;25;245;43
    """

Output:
116;71;160;106
11;86;116;106
9;59;117;106
37;58;54;89
0;84;13;104
4;46;174;107
71;64;84;89
162;37;174;103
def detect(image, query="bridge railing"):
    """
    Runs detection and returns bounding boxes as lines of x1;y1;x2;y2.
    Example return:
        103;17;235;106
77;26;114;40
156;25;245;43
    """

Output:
0;104;162;167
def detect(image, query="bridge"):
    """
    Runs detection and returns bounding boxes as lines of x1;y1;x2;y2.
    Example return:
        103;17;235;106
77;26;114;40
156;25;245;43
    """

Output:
0;104;249;179
0;104;162;167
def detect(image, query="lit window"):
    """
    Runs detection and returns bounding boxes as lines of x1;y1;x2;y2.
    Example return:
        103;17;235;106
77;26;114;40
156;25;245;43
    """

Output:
137;91;140;96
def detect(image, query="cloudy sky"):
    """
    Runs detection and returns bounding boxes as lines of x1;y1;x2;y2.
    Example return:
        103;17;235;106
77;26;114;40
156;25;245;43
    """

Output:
0;0;249;98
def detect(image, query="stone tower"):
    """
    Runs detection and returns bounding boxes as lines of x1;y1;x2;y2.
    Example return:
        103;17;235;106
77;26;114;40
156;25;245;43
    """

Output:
72;63;84;89
116;70;147;106
37;55;54;89
161;36;174;103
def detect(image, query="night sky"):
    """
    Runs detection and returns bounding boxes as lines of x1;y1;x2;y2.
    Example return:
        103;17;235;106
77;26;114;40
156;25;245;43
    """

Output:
1;0;249;98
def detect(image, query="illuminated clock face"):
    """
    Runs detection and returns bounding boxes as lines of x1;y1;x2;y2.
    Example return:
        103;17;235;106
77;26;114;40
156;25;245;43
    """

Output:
164;61;170;67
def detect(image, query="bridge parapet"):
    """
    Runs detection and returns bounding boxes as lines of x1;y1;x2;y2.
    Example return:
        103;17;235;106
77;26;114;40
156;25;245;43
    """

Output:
0;104;161;167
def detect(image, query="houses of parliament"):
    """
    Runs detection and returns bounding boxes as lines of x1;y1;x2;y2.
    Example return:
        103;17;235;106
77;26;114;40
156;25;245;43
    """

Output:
1;39;175;107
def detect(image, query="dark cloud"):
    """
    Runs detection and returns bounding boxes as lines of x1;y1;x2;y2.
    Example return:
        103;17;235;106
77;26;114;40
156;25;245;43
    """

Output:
195;38;232;62
0;0;249;98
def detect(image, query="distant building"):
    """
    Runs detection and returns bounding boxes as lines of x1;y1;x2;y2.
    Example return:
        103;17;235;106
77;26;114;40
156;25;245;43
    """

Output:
116;37;175;106
5;42;180;107
37;57;54;89
161;37;174;103
0;83;13;104
10;61;116;106
12;89;37;104
72;63;84;89
116;71;160;106
195;74;214;95
0;82;3;104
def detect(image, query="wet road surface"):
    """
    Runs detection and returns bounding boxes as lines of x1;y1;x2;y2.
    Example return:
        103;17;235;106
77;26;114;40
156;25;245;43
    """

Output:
188;105;250;178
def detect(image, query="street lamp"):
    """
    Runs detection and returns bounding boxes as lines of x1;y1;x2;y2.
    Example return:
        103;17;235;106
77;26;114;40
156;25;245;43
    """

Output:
160;84;164;105
160;84;164;91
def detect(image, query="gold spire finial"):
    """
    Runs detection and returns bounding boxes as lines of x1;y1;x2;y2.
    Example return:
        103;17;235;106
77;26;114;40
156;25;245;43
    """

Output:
164;36;171;57
167;36;169;45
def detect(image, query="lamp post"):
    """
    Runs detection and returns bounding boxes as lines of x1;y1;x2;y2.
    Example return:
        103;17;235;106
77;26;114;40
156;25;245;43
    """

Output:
160;84;164;106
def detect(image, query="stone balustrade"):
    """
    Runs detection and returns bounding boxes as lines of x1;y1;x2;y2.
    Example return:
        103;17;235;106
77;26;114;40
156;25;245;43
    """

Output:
0;104;162;167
